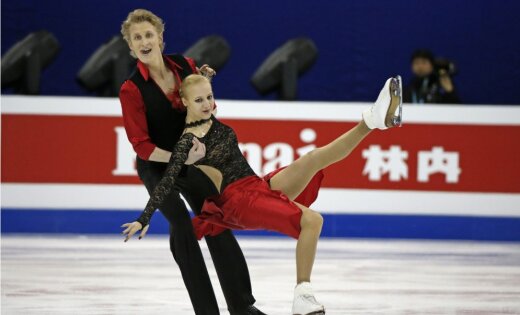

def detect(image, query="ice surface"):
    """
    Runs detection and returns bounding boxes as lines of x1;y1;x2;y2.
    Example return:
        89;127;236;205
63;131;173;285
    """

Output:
2;235;520;314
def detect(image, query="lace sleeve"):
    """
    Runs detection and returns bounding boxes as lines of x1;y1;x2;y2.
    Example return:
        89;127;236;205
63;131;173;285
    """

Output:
136;133;195;227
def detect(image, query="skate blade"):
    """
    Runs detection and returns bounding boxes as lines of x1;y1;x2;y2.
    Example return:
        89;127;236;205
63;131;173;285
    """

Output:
293;311;326;315
387;75;403;127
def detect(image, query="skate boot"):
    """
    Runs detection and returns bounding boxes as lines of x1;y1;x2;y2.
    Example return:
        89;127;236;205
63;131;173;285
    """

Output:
292;282;325;315
362;75;403;130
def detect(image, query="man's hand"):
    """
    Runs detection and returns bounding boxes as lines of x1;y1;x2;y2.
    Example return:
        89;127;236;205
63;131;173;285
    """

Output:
198;64;217;80
121;221;149;242
185;138;206;165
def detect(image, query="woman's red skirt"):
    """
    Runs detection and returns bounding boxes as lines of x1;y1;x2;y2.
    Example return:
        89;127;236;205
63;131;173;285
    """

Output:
192;168;324;240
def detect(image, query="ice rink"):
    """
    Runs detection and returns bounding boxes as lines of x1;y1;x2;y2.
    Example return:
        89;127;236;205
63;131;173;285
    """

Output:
2;235;520;315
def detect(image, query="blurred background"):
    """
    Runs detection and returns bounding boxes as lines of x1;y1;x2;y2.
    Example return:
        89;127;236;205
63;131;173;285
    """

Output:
2;0;520;103
2;0;520;241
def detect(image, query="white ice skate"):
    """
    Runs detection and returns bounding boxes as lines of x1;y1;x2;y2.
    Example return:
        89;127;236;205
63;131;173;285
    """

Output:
362;75;403;130
292;282;325;315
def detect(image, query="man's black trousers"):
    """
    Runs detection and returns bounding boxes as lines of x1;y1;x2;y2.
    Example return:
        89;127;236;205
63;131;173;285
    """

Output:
136;157;255;314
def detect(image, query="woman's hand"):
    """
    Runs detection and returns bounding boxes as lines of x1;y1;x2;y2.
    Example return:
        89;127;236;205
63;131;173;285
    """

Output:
198;64;216;79
121;221;149;242
185;138;206;165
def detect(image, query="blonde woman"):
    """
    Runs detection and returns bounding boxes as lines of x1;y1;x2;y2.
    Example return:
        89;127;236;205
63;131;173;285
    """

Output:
123;74;403;314
119;9;266;315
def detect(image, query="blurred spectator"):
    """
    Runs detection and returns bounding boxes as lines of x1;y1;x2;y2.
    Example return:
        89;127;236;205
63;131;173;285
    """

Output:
403;49;461;104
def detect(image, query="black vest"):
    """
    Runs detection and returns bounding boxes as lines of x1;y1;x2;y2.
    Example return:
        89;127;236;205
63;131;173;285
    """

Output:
129;54;194;151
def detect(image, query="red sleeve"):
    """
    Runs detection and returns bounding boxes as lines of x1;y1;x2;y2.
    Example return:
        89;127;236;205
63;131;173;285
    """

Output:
184;56;198;73
119;80;157;160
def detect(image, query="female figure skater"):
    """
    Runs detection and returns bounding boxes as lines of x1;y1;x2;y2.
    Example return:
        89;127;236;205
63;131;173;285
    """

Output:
119;9;265;315
123;74;403;314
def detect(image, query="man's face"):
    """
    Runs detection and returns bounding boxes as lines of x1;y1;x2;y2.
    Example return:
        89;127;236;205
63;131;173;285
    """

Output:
411;57;434;78
128;22;163;64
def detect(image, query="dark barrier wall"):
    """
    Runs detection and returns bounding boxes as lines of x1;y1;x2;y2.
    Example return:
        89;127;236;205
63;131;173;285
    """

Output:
2;0;520;104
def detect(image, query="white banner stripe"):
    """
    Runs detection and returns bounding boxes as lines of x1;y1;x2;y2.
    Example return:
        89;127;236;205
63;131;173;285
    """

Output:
2;96;520;125
313;188;520;217
2;183;519;217
1;95;123;117
217;100;520;125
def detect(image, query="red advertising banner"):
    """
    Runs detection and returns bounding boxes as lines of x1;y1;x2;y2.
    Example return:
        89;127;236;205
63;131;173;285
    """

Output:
2;113;519;193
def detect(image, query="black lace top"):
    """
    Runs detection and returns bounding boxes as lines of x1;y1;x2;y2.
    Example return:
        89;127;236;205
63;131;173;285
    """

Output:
137;115;256;227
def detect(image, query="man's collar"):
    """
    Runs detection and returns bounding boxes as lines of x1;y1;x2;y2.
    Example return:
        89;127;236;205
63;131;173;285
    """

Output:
136;55;183;81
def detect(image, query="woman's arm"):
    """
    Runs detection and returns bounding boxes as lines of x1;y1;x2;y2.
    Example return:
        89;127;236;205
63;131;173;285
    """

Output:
149;138;206;164
136;133;196;227
121;137;205;241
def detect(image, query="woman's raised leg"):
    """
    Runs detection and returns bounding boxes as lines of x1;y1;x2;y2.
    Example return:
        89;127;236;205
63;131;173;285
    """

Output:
270;76;402;200
270;121;371;200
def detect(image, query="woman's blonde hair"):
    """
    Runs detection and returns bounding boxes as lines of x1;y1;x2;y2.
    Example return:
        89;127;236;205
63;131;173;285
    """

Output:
179;74;211;98
121;9;165;54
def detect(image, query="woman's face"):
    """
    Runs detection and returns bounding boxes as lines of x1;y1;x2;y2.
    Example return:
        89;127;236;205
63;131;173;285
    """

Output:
128;21;163;63
182;81;215;121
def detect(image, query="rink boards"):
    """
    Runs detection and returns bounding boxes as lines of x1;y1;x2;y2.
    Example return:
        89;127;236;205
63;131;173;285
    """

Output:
2;96;520;240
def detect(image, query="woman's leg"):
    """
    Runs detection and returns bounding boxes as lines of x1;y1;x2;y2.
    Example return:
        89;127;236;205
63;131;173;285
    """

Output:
270;121;371;199
295;202;323;283
270;76;402;200
293;202;326;314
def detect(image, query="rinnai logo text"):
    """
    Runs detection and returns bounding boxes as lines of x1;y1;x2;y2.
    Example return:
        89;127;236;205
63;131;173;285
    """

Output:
113;127;461;184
